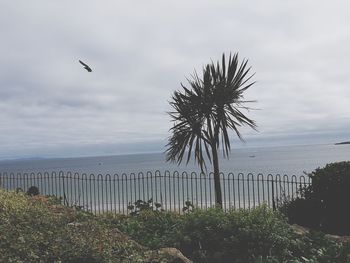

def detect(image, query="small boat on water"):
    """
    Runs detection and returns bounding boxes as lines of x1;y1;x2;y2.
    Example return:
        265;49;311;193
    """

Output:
249;155;256;158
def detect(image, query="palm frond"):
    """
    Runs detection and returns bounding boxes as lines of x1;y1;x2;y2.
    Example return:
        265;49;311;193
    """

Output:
165;52;257;172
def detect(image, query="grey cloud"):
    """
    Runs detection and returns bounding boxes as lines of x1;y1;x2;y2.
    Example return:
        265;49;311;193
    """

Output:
1;0;350;159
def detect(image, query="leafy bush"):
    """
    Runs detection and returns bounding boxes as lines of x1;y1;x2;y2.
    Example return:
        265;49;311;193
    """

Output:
104;209;180;249
176;206;294;263
27;185;40;196
108;204;350;263
2;190;349;263
281;161;350;235
127;198;163;216
0;189;168;263
182;200;194;213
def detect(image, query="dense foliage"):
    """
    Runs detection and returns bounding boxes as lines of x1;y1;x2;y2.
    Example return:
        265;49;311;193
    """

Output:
26;185;40;196
281;161;350;235
0;190;170;263
107;205;350;263
1;190;349;263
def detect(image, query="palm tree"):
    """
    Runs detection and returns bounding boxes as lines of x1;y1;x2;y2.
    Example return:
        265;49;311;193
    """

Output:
166;53;257;207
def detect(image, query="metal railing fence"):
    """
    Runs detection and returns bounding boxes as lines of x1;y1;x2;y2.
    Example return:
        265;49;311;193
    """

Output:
0;170;311;214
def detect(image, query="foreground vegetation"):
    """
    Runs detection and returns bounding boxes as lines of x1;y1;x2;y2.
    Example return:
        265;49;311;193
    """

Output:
0;190;170;263
1;189;349;263
106;204;350;263
280;161;350;235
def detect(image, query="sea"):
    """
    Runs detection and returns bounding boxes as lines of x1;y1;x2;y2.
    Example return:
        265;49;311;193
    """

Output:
0;143;349;212
0;143;349;176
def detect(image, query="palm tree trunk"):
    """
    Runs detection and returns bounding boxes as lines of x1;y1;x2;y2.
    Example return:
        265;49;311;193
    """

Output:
211;145;223;208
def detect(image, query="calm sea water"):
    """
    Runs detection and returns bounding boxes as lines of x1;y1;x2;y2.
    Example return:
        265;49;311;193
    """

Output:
0;143;349;176
0;143;348;212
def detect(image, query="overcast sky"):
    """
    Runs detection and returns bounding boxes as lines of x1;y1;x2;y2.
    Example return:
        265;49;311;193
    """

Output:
0;1;350;159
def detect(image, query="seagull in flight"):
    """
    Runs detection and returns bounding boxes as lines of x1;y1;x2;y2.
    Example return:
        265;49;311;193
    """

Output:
79;60;92;72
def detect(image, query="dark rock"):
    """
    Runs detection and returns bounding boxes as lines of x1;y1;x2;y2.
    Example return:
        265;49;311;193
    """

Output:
325;234;350;244
290;224;309;236
290;224;350;244
149;247;192;263
110;229;193;262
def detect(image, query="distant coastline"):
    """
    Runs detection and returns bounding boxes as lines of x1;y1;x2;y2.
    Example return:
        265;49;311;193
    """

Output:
334;141;350;145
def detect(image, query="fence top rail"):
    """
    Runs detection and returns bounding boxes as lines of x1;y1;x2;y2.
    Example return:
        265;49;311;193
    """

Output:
0;170;312;182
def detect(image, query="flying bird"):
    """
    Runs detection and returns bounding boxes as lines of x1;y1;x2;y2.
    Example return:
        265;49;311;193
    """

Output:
79;60;92;72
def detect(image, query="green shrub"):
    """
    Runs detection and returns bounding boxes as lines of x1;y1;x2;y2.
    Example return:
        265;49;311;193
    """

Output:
2;190;348;263
109;204;350;263
174;206;296;263
281;161;350;235
104;209;180;249
0;189;166;263
279;197;322;230
0;189;28;214
27;186;40;196
127;198;163;216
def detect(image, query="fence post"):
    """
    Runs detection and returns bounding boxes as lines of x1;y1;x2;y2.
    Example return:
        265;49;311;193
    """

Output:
61;172;68;206
271;179;276;211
